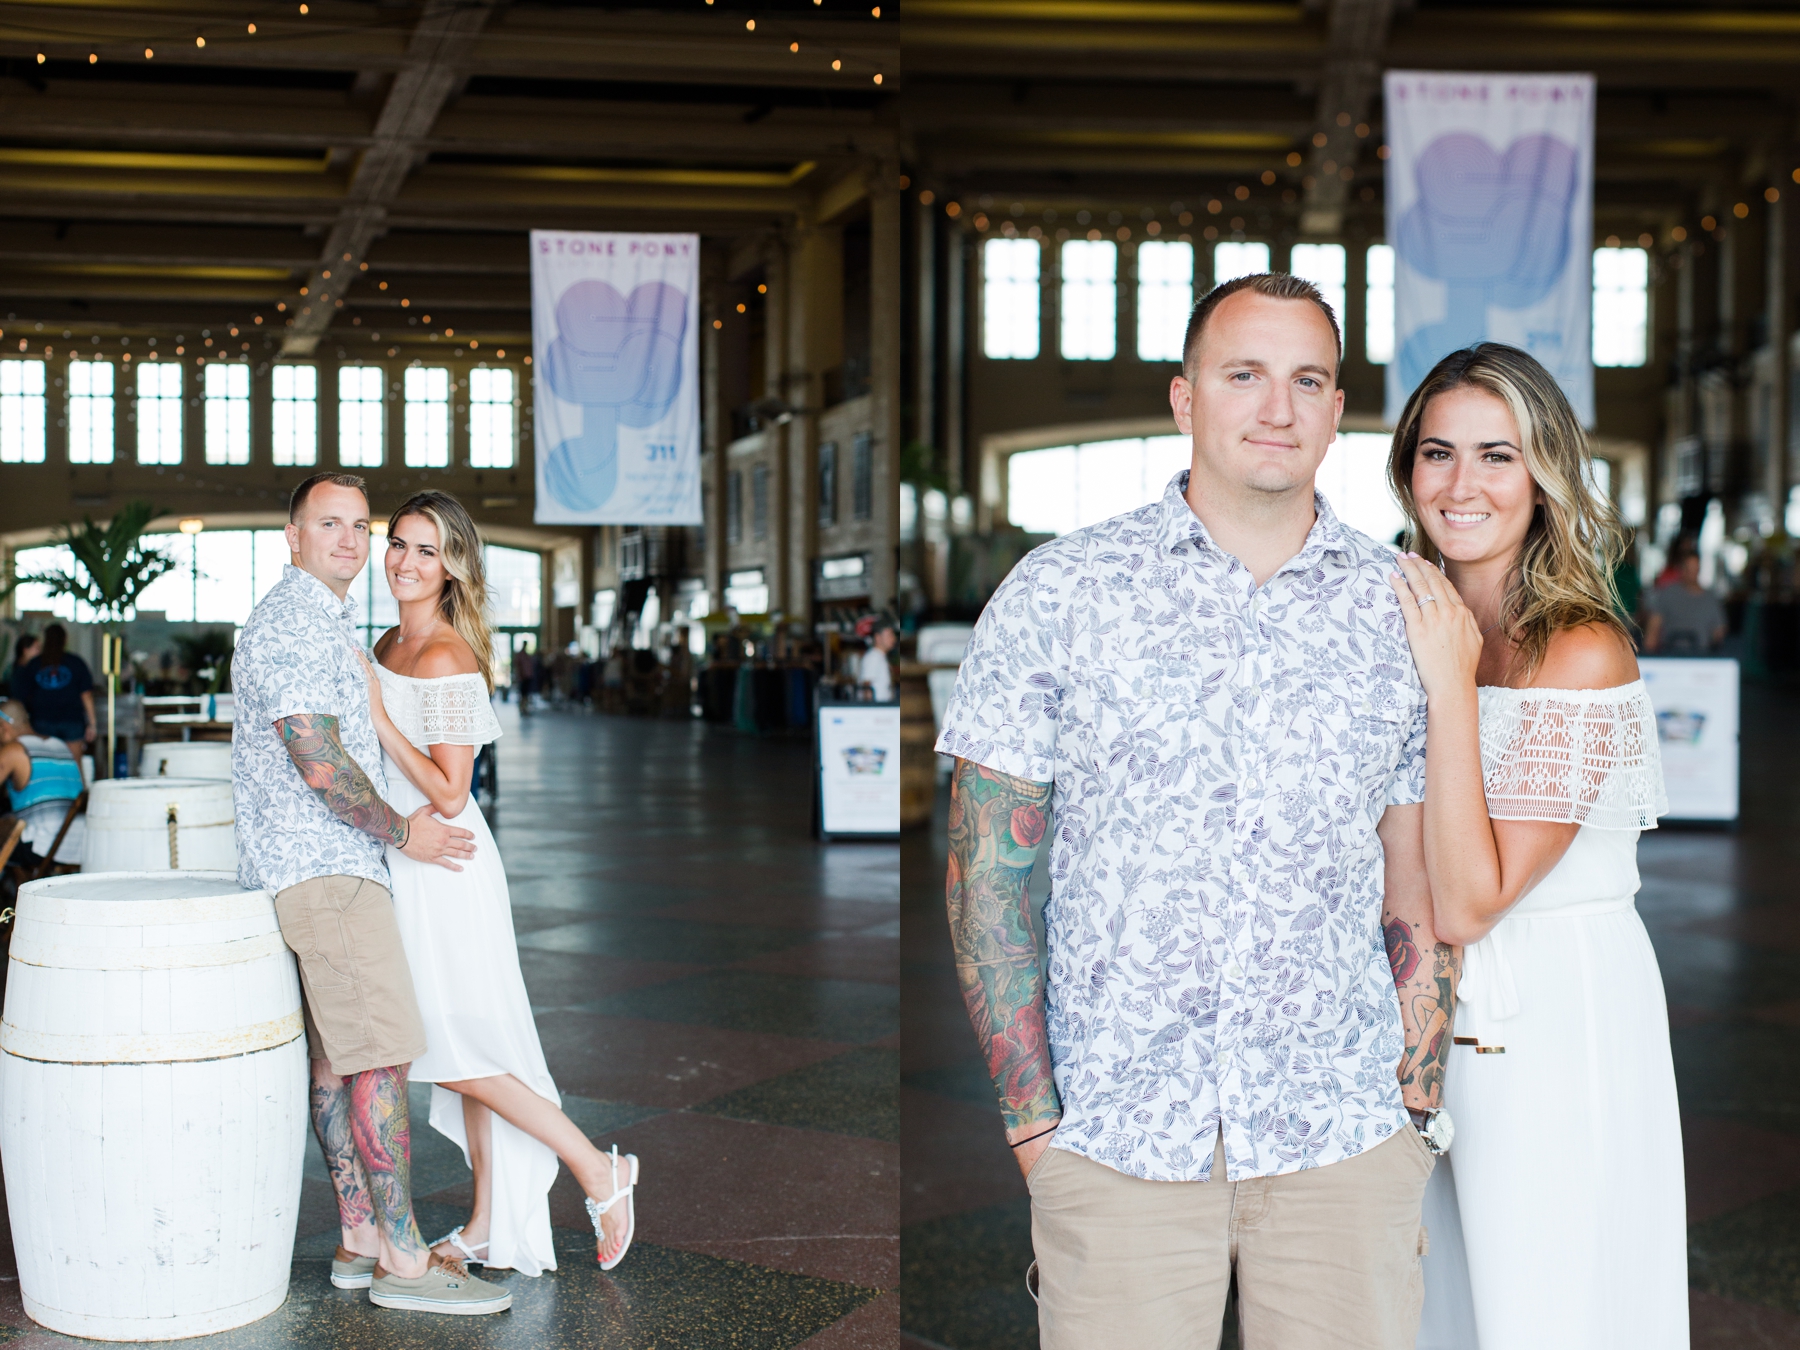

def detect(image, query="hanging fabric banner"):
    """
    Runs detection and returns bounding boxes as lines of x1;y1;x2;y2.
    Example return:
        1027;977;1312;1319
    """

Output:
530;230;702;524
1383;72;1596;427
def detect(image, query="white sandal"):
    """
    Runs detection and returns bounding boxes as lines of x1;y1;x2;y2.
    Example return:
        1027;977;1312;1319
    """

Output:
428;1225;489;1267
584;1144;639;1271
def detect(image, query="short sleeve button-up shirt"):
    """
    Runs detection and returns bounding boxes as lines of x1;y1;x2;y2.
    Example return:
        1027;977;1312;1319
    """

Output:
936;473;1427;1183
231;564;389;896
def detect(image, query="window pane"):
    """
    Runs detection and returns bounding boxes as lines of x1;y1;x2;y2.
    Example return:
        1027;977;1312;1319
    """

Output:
1365;244;1396;366
1007;435;1190;535
272;364;318;467
1060;239;1117;361
67;359;115;465
403;366;451;468
338;365;384;467
485;545;542;628
1212;241;1270;285
982;237;1041;360
468;366;516;469
1593;246;1649;368
0;360;47;464
193;529;255;623
136;362;183;465
203;362;251;465
252;529;292;606
1288;243;1347;342
1136;241;1193;363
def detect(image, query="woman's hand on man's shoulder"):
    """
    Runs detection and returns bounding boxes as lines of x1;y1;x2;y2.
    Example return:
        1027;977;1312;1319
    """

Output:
1533;622;1641;691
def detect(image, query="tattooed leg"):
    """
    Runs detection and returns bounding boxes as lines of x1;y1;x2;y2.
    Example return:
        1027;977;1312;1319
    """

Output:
347;1064;430;1275
945;757;1060;1167
1385;916;1462;1110
310;1063;377;1254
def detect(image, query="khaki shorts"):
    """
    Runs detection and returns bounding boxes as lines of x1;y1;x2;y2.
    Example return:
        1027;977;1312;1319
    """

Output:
274;875;427;1078
1028;1127;1435;1350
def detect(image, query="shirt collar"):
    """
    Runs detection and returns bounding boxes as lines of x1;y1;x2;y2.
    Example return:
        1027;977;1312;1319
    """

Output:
1157;470;1352;565
283;563;359;623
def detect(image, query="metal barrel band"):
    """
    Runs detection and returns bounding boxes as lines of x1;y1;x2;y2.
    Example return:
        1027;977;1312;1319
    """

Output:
0;1010;304;1064
6;927;288;971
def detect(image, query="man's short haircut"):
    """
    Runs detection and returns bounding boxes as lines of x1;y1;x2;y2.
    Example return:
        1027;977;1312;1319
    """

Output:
288;471;369;522
1181;272;1343;381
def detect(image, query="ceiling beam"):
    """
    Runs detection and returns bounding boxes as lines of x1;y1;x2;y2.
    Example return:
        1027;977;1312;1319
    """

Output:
1297;0;1392;237
280;0;497;356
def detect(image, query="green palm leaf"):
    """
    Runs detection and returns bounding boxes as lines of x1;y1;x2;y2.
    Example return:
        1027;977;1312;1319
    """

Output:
2;500;178;621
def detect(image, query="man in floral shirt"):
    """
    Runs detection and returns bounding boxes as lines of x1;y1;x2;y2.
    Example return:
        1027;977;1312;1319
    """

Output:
938;274;1454;1349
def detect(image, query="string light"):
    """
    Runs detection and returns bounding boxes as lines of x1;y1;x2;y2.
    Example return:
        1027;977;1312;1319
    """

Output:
298;3;308;11
831;59;841;70
873;73;882;84
195;34;206;47
35;53;44;63
247;21;256;33
789;41;799;52
400;298;410;307
145;47;153;58
713;319;723;329
495;349;505;358
379;281;388;290
745;17;755;29
88;52;97;64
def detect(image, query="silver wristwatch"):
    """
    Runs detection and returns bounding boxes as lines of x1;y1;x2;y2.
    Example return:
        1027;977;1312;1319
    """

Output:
1408;1107;1454;1156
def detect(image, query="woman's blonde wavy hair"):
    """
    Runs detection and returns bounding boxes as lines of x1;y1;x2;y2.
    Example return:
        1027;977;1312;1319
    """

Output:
388;490;496;693
1387;342;1630;681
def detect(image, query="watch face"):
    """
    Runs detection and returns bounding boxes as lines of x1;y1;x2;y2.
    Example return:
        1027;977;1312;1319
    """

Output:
1428;1109;1455;1152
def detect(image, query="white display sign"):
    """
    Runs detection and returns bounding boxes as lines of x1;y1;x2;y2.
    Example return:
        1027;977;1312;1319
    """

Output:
818;704;901;837
530;231;702;525
1639;657;1739;821
1383;71;1596;427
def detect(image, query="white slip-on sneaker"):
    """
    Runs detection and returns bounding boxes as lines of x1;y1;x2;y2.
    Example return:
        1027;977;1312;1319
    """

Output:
368;1254;511;1315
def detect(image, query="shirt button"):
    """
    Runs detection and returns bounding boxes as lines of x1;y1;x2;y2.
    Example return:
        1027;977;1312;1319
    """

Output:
1227;963;1243;979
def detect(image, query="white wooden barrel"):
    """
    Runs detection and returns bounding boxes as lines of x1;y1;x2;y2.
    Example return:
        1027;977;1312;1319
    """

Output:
82;779;236;873
138;741;232;782
0;871;306;1340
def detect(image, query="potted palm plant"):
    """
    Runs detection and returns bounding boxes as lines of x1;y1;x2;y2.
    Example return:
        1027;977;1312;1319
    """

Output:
3;501;177;776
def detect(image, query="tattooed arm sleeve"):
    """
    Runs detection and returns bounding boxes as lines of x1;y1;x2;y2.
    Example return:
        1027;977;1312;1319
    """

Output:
276;713;411;849
1378;801;1461;1111
946;756;1060;1140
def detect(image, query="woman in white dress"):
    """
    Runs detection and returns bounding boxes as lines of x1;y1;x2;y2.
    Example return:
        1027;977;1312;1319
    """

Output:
356;490;638;1276
1384;344;1686;1350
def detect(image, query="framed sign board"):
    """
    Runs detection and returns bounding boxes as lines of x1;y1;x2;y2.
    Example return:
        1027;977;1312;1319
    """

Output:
1639;657;1739;822
817;703;901;839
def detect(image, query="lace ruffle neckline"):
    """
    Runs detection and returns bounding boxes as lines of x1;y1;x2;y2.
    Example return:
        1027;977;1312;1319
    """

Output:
1476;679;1667;830
375;662;502;750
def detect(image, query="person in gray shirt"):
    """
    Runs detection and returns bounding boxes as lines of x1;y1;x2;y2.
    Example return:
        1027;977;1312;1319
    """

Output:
1641;544;1726;654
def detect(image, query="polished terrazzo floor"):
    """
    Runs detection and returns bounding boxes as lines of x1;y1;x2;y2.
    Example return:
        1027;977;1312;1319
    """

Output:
0;703;899;1348
902;682;1800;1349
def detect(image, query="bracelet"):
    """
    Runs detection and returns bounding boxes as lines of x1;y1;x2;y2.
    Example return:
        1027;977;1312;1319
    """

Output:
1009;1123;1060;1149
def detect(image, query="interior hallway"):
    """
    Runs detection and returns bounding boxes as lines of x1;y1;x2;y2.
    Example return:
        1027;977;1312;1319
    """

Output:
902;683;1800;1350
0;703;898;1349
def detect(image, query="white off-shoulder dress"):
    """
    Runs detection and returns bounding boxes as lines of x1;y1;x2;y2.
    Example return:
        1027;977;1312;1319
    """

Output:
376;664;564;1277
1417;681;1687;1350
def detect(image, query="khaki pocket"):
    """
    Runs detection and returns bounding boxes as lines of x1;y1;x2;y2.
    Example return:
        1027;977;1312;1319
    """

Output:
1024;1136;1061;1191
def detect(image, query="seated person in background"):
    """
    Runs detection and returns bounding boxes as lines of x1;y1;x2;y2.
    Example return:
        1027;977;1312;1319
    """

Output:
1642;543;1727;654
0;700;86;867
